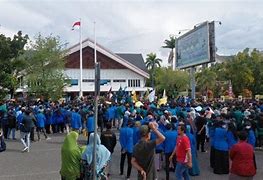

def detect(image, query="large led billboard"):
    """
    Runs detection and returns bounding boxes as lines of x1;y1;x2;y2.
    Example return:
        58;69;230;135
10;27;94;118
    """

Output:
176;21;215;69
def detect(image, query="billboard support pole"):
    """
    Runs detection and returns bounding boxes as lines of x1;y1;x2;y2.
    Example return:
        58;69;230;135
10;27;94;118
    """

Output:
190;67;196;99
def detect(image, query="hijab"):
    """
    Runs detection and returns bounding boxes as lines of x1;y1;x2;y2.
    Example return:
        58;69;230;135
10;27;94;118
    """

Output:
82;133;111;174
60;131;83;180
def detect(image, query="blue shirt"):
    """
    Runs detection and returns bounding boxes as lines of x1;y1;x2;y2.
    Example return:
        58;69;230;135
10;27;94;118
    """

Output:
214;127;228;151
36;113;46;128
86;116;95;132
71;112;82;129
164;130;177;153
119;127;133;153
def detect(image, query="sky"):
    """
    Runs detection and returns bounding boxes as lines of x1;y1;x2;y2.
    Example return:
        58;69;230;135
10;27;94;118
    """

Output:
1;0;263;66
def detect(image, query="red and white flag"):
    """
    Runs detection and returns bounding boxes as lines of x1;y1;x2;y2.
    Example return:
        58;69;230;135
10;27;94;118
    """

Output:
72;21;81;30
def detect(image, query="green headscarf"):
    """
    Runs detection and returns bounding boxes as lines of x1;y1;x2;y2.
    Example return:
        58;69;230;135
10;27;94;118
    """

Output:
60;131;84;180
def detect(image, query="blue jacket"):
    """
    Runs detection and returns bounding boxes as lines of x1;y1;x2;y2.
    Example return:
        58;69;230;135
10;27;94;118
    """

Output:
44;113;52;125
36;113;46;128
122;115;129;127
226;131;237;149
52;111;64;124
86;116;95;133
133;127;140;145
158;122;167;133
107;106;116;121
119;127;133;153
214;127;228;151
186;131;197;154
151;128;164;152
164;130;177;153
71;112;82;129
17;112;24;129
248;129;256;148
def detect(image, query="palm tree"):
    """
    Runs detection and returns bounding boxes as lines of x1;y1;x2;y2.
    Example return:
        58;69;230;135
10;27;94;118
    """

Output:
145;53;162;88
162;35;177;64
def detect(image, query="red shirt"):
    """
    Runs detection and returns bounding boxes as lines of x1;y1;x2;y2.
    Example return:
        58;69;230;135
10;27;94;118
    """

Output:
230;141;256;177
176;134;191;163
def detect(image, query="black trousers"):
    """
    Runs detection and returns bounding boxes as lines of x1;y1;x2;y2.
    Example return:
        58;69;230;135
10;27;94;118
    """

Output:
57;123;64;133
37;127;48;140
51;124;57;133
257;135;263;147
45;125;51;134
196;134;206;152
3;124;9;139
165;153;176;180
120;151;132;178
30;127;35;141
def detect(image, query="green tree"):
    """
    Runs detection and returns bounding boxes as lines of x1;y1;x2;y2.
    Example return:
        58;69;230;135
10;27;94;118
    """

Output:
196;67;217;96
23;34;68;100
162;35;177;63
247;49;263;95
0;31;29;99
225;49;254;96
145;53;162;88
155;67;189;98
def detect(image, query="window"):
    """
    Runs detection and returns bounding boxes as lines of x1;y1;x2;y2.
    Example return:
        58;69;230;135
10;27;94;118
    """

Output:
113;79;126;82
82;79;94;82
70;79;78;86
128;79;140;87
100;79;111;85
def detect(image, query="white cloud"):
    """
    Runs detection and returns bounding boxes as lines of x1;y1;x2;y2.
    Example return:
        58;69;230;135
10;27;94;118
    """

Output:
1;0;263;64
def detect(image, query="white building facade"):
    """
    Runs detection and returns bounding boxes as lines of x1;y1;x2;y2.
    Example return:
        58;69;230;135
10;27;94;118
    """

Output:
64;38;149;96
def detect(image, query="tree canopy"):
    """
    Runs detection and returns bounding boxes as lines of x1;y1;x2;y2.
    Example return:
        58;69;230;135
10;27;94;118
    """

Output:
0;31;29;99
155;67;189;98
196;48;263;98
22;34;68;100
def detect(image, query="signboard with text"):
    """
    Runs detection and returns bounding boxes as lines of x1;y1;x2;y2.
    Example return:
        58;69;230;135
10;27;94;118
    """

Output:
176;21;215;69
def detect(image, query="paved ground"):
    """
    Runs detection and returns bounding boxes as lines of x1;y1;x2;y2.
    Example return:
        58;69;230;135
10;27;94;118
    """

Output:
0;131;262;180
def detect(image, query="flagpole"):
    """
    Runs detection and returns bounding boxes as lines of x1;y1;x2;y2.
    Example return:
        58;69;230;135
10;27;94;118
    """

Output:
79;18;83;98
93;21;99;179
94;21;97;64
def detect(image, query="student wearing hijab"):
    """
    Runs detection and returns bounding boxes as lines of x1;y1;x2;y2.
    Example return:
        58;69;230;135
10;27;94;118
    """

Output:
81;133;111;179
60;131;85;180
213;121;229;174
186;125;200;176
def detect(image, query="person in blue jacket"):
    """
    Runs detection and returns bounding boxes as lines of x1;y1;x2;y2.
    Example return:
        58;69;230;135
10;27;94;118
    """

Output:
36;109;49;141
71;108;82;132
186;125;200;176
119;119;133;179
209;114;220;169
227;122;238;149
133;121;141;145
44;108;52;134
163;123;177;180
213;121;229;174
86;111;95;142
244;122;256;148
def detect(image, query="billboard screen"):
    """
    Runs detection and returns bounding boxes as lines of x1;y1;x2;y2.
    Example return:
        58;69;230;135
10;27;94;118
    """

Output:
176;21;215;69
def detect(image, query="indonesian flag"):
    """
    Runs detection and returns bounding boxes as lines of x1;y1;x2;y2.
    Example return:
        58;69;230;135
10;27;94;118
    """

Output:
72;21;81;30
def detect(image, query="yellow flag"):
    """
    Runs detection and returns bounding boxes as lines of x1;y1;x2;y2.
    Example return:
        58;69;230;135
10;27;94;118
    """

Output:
158;97;167;106
131;89;137;102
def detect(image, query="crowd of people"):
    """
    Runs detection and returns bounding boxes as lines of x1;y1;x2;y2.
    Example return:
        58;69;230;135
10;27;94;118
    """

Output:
0;97;262;179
